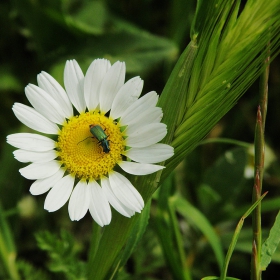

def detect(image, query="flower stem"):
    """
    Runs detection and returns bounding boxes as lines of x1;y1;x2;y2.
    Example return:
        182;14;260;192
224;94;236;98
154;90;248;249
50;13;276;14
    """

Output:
251;54;270;280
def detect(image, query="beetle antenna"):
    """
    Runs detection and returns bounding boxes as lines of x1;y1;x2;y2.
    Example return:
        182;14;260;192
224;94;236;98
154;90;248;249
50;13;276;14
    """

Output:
77;136;92;145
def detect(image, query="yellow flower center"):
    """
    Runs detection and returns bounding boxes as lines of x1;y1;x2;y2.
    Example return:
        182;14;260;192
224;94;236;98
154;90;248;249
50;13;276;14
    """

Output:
56;111;124;180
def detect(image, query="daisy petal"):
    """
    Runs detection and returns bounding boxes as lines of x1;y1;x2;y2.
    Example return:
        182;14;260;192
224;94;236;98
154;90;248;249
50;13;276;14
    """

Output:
101;177;135;217
120;91;158;126
84;59;111;111
123;144;174;164
7;133;55;151
30;169;65;195
99;61;125;114
44;175;74;212
13;149;57;163
88;180;112;226
37;71;73;118
110;77;143;119
109;171;144;212
64;60;86;113
19;161;61;180
124;107;163;135
68;180;90;221
25;84;65;124
12;103;59;134
125;123;167;148
134;106;163;124
118;161;164;175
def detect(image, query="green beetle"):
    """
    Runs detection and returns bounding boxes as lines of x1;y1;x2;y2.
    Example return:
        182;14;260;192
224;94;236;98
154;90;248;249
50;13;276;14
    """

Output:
89;124;110;153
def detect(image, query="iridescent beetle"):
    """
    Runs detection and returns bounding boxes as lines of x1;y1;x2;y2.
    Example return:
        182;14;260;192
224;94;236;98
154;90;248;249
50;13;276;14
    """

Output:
89;124;110;153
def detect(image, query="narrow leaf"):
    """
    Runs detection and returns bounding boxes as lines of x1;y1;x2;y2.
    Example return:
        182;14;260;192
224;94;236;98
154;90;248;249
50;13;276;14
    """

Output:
261;211;280;270
173;195;224;271
0;203;20;280
155;175;191;280
119;199;151;268
220;192;267;280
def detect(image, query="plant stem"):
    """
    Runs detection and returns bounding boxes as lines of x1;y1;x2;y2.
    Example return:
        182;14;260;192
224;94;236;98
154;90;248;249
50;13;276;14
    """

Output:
251;54;270;280
220;192;267;280
199;138;251;148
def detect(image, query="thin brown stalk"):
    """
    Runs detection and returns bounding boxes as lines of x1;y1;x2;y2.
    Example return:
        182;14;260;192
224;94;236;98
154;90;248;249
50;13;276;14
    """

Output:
251;54;270;280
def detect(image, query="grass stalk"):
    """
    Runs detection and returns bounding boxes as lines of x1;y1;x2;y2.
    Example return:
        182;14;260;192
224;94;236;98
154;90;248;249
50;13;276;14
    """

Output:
251;53;270;280
219;192;267;280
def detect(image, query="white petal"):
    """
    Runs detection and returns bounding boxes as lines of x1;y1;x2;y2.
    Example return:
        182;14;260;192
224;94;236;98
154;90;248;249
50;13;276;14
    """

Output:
135;106;163;124
110;77;143;119
123;144;174;163
120;91;158;126
7;133;55;151
25;84;65;124
99;61;125;114
124;107;163;135
125;123;167;148
12;103;59;134
30;169;65;195
37;71;73;118
101;177;135;217
68;180;90;221
84;59;111;111
13;149;57;163
19;161;61;180
88;180;112;226
109;171;144;212
64;60;86;113
118;161;164;175
44;175;74;212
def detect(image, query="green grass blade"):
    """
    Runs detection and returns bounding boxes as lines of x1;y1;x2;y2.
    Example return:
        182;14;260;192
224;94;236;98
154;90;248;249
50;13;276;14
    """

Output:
118;199;151;269
261;211;280;270
155;175;191;280
0;203;19;280
219;192;267;280
161;0;280;179
202;277;241;280
173;195;224;271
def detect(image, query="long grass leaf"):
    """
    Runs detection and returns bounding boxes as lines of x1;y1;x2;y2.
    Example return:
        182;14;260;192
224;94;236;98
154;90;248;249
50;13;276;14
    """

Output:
261;211;280;270
173;195;224;271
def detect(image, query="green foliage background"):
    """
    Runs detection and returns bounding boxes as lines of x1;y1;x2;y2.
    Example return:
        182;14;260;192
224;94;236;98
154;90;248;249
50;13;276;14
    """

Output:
1;0;280;279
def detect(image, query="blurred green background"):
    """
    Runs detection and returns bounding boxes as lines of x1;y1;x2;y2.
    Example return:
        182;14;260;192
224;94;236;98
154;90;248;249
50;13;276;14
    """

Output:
1;0;280;279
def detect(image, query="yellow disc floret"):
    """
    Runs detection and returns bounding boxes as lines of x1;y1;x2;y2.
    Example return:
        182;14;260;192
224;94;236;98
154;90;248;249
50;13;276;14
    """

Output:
56;111;124;180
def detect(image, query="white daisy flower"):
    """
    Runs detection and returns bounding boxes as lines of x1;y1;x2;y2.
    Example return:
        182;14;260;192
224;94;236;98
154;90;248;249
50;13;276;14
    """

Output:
7;59;174;226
